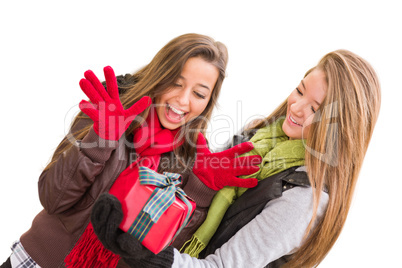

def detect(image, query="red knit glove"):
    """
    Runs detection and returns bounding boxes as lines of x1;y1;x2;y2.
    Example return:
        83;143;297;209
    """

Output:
193;135;261;190
79;66;151;141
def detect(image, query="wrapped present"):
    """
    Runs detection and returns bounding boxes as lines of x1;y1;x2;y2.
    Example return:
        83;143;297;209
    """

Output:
109;165;196;254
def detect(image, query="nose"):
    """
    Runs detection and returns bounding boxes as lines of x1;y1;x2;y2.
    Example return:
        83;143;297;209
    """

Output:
176;87;191;107
290;98;308;117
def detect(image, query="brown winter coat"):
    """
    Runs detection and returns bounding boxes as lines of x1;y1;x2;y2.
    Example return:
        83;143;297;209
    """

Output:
20;119;216;268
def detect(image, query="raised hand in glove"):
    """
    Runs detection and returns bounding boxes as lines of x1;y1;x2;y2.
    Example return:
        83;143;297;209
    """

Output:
91;193;174;268
79;66;151;141
193;134;262;190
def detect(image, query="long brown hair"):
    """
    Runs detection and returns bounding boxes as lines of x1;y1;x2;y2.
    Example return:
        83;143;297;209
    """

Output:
45;33;228;171
248;50;381;267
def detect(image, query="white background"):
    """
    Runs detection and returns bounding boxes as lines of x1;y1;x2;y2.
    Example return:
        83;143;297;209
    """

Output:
0;1;401;267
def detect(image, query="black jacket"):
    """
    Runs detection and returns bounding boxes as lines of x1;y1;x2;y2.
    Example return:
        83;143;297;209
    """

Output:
199;133;311;267
199;166;310;267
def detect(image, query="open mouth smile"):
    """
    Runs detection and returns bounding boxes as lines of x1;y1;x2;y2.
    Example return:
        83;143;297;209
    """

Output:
165;104;188;123
288;115;303;127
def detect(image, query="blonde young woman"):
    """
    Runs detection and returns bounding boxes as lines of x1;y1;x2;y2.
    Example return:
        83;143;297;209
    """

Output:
0;34;262;268
91;49;381;267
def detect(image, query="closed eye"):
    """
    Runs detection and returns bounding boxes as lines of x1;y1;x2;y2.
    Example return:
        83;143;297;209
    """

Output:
194;91;206;99
297;87;316;113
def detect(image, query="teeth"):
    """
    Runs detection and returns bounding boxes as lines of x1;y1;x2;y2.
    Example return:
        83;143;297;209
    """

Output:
168;104;185;115
290;116;302;126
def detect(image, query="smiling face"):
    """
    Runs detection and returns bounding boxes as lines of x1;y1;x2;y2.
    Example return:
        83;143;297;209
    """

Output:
282;69;328;140
155;56;219;130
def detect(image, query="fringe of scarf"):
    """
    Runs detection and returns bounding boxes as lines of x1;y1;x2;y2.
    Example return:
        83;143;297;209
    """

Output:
180;234;205;258
64;223;120;268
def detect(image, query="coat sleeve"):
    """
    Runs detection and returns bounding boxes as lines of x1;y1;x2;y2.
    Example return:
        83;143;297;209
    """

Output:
38;121;119;215
181;171;217;208
171;187;329;268
38;76;135;215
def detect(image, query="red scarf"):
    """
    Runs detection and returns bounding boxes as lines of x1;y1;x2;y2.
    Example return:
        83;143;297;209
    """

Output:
64;108;184;268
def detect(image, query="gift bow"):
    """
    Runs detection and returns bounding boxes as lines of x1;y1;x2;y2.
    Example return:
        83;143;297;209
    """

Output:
128;166;194;242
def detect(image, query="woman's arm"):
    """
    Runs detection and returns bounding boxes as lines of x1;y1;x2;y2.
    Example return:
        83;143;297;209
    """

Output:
172;187;329;268
39;67;150;215
38;123;119;214
91;186;328;268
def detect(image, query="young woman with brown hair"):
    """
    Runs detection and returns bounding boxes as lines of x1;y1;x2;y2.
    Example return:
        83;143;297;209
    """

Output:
0;33;261;268
92;49;381;267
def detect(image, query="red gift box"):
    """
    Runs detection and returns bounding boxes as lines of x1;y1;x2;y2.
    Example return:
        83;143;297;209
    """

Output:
109;165;196;254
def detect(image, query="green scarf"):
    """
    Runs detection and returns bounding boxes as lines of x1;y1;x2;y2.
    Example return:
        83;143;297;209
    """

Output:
181;118;305;257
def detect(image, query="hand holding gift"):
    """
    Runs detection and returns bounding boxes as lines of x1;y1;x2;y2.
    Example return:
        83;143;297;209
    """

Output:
91;193;175;267
92;166;195;255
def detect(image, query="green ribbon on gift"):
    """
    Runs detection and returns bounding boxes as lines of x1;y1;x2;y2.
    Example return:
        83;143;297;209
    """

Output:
128;166;194;243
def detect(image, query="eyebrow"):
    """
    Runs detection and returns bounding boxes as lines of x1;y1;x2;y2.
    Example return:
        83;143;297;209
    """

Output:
301;80;321;106
178;75;211;91
199;84;211;91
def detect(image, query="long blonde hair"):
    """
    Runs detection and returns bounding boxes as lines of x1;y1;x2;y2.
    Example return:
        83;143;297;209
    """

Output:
249;49;381;267
45;33;228;171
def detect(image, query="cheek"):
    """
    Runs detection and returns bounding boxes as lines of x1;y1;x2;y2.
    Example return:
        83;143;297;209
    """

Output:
188;103;206;122
190;96;211;117
155;89;174;105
